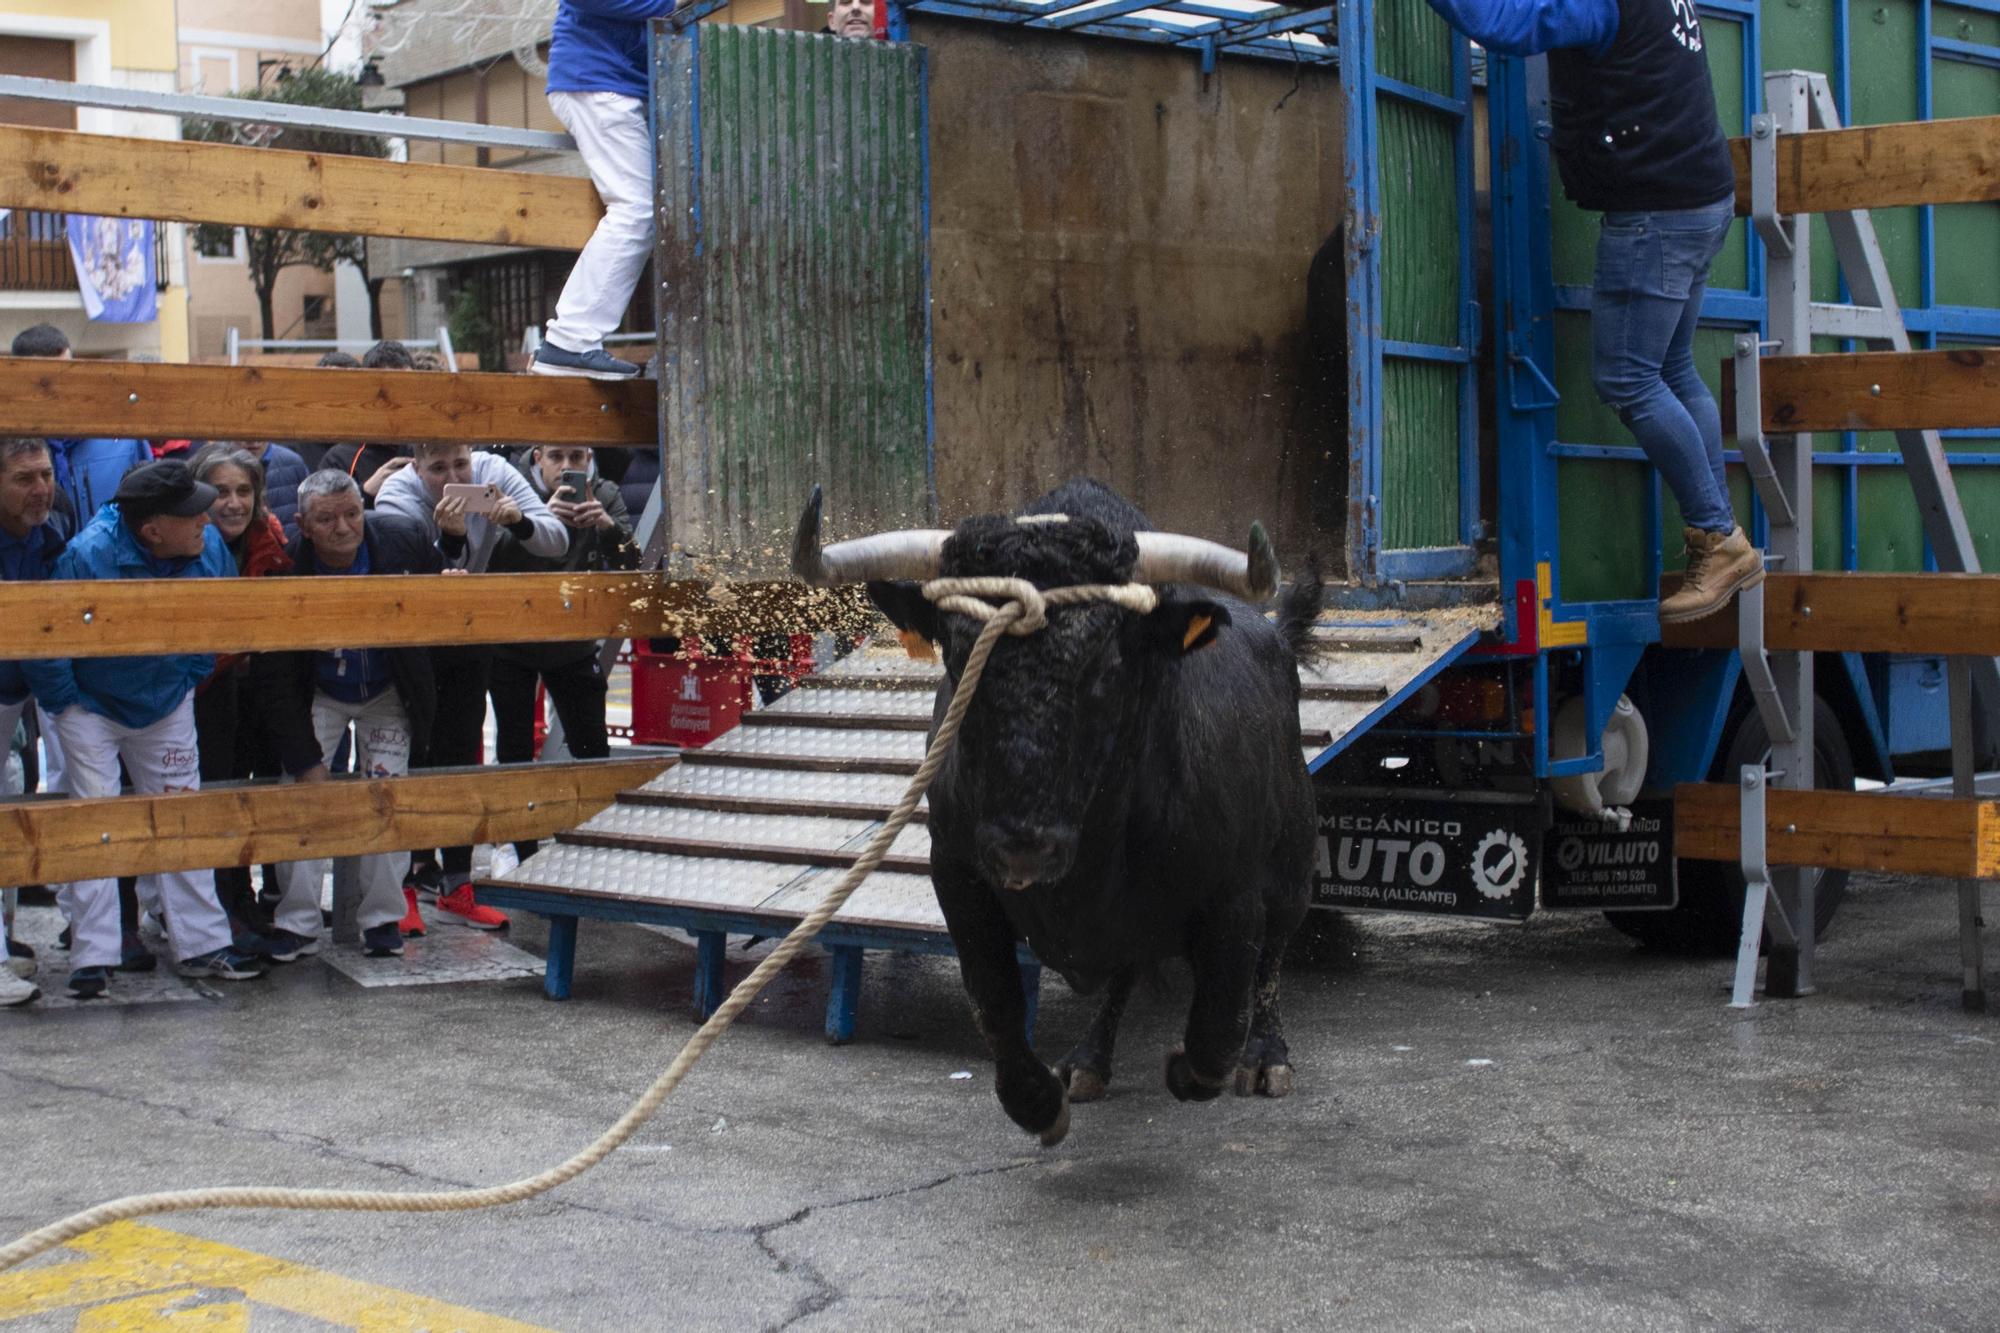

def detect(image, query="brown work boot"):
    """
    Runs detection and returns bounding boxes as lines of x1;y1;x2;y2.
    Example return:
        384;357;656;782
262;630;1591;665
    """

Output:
1660;525;1765;624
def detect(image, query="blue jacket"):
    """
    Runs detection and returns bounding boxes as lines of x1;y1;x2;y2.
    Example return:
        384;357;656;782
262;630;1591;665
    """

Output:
48;437;154;517
548;0;679;101
259;442;310;537
1423;0;1616;56
22;505;233;729
0;507;73;706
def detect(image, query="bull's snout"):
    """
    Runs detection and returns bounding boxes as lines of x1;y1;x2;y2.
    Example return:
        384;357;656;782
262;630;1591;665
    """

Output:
977;820;1077;891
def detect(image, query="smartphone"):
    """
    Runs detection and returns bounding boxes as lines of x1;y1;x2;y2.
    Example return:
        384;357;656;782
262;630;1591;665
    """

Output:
442;482;502;514
558;470;591;502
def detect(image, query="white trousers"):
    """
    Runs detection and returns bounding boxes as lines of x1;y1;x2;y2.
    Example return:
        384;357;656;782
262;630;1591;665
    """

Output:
54;697;233;968
543;90;654;354
275;689;412;938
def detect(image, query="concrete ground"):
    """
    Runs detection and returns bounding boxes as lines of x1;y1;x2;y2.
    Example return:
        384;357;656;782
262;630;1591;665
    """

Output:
3;871;1996;1330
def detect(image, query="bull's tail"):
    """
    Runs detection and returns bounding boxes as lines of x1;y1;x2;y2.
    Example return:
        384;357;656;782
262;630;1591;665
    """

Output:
1277;556;1328;666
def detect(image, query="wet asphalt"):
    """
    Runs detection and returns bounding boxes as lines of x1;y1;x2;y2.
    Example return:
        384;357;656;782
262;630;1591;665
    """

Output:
4;871;1996;1330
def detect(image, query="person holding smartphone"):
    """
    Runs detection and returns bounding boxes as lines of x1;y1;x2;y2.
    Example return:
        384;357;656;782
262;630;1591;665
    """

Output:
487;444;642;864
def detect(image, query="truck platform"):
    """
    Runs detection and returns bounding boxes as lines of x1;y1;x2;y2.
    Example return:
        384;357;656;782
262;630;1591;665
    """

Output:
477;606;1497;1039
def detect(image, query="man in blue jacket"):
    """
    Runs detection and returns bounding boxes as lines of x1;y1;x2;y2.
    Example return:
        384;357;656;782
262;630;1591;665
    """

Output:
24;459;266;998
0;437;72;1006
9;324;154;516
1425;0;1763;626
528;0;678;381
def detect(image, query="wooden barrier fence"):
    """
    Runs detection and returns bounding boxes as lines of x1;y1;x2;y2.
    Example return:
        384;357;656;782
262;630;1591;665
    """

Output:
1;574;868;659
0;360;653;448
1721;347;2000;436
2;759;670;885
1729;112;2000;214
0;125;602;250
1660;573;2000;655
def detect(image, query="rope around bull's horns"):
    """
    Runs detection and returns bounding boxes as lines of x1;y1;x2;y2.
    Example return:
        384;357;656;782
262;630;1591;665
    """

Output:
0;577;1160;1274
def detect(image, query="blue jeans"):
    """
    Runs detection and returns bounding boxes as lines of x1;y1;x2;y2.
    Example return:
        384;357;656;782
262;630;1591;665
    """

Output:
1589;196;1739;533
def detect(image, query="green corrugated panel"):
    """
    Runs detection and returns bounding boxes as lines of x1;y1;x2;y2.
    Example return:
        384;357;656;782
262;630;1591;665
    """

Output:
658;26;931;571
1381;359;1459;548
1933;56;2000;308
1376;0;1453;94
1378;100;1459;345
1849;0;1923;307
1376;81;1462;551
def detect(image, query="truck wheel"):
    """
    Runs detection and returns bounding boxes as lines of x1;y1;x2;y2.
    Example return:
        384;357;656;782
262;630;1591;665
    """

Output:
1605;695;1854;956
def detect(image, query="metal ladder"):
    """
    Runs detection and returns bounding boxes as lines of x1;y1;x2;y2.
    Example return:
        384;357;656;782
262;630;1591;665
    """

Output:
1729;70;1991;1009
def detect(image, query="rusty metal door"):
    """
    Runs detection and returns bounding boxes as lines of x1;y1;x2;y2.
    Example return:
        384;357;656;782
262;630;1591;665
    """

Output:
653;22;934;577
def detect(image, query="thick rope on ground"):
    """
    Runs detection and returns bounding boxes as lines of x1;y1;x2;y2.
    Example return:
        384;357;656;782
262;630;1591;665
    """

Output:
0;579;1139;1273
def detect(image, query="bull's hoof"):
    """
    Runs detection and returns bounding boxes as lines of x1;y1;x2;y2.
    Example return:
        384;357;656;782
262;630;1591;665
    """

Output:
1164;1046;1226;1103
997;1062;1070;1144
1234;1061;1295;1099
1065;1066;1110;1103
1038;1094;1072;1147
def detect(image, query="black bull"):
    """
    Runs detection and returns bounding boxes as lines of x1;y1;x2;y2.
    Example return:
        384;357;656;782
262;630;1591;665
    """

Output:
796;479;1320;1146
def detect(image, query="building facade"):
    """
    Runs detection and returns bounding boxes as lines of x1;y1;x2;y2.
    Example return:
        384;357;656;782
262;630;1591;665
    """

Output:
0;2;187;360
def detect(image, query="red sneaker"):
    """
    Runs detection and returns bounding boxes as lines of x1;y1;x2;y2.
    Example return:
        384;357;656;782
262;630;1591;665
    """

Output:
435;881;508;931
399;886;427;938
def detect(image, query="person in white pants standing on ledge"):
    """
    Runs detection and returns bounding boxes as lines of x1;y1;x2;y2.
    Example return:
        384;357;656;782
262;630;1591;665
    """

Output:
530;0;680;382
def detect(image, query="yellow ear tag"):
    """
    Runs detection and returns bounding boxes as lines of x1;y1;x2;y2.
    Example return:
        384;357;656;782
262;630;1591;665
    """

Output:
1181;614;1214;651
899;629;937;662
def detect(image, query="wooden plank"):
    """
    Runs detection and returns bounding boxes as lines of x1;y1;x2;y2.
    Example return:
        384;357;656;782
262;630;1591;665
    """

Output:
558;828;932;877
1676;783;2000;879
1725;348;2000;434
3;574;872;659
1659;573;2000;654
0;124;601;249
1728;114;2000;215
0;359;654;447
0;758;669;884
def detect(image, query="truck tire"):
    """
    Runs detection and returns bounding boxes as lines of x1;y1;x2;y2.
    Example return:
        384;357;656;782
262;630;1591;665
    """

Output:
1605;695;1854;956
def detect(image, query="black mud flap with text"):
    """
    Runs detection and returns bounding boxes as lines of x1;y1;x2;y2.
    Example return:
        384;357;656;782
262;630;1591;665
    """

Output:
1311;787;1546;921
1539;798;1677;911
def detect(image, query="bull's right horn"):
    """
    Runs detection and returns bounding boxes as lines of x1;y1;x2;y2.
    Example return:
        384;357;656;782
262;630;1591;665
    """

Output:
791;485;951;586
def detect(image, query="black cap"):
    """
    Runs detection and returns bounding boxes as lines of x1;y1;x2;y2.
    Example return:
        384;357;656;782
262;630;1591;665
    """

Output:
113;459;218;522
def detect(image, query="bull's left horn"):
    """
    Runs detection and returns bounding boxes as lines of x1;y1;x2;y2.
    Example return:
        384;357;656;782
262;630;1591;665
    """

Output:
791;486;951;586
1132;524;1280;601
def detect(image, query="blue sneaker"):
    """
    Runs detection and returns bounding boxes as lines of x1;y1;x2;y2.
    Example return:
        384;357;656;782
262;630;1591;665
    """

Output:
362;923;405;958
255;928;320;963
67;965;111;999
529;343;643;380
176;948;267;982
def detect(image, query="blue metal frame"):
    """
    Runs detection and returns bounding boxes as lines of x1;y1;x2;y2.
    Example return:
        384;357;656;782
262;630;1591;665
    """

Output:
893;0;1339;65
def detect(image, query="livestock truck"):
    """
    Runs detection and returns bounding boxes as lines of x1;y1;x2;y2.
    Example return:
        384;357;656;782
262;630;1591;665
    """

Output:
638;0;1999;961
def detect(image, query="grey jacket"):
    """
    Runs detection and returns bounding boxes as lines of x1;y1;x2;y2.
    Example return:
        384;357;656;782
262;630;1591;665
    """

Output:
374;449;567;570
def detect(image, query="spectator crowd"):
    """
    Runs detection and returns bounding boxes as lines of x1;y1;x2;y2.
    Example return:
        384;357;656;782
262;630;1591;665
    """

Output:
1;329;644;1007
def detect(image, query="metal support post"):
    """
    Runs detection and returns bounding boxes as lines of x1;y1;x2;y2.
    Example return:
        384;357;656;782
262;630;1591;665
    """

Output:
1730;336;1796;529
1731;766;1803;1008
1760;72;1818;1000
1735;579;1795;749
1951;657;1987;1012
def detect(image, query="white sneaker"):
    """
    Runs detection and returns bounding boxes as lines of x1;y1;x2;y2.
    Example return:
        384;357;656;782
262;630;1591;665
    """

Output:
0;965;39;1007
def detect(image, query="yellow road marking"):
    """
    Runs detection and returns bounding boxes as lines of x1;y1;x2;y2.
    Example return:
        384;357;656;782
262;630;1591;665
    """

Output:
0;1221;551;1331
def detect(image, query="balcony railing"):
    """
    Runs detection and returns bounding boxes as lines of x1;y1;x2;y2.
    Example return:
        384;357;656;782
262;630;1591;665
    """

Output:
0;209;77;292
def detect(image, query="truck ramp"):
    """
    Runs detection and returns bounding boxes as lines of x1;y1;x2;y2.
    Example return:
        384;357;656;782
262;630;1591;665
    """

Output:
481;609;1497;984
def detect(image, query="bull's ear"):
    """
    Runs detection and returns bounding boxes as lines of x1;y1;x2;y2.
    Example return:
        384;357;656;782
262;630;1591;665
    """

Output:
866;580;941;648
1143;598;1231;654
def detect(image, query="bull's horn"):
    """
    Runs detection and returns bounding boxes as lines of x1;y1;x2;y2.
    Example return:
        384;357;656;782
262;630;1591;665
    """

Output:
791;486;950;586
1132;524;1280;600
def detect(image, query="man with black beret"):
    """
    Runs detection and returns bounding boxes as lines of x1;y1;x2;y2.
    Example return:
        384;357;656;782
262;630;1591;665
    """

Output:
23;459;267;998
